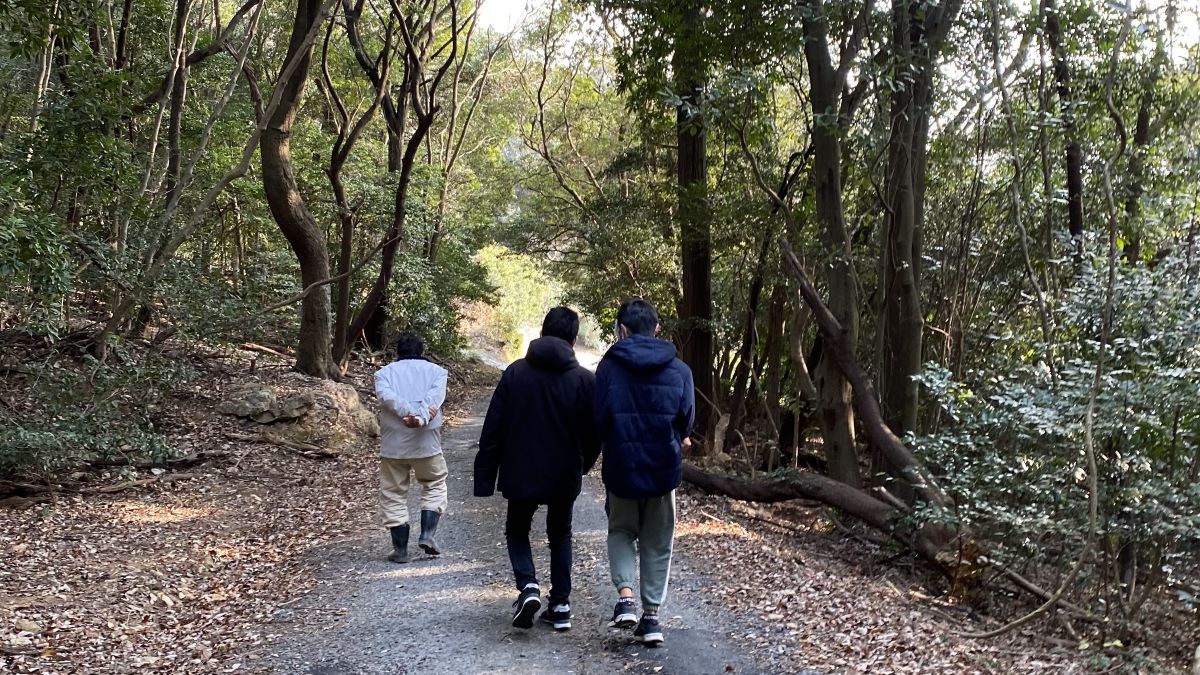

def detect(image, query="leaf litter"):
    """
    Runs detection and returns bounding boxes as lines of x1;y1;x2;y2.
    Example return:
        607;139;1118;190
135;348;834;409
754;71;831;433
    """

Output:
0;348;495;674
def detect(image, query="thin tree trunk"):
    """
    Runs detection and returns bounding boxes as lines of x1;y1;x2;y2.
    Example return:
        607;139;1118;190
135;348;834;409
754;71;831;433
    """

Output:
800;0;859;487
879;0;962;438
345;107;430;351
26;1;60;162
1042;0;1084;244
760;283;787;437
115;0;134;68
164;0;193;207
1122;36;1163;262
725;233;771;450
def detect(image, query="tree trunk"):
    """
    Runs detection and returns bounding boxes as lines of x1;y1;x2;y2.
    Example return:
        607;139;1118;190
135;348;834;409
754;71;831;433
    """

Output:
682;463;944;566
760;284;787;441
800;4;859;487
673;2;715;444
164;0;192;207
879;0;962;438
259;0;336;378
331;170;354;362
1123;37;1163;262
725;234;771;450
1042;0;1084;243
345;110;430;351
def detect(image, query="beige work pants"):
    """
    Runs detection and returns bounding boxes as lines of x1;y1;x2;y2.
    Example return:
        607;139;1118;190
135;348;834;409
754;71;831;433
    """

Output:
380;455;448;528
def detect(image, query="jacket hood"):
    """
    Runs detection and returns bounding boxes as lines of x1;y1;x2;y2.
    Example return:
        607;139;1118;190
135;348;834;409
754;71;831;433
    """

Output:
605;334;678;371
524;335;580;371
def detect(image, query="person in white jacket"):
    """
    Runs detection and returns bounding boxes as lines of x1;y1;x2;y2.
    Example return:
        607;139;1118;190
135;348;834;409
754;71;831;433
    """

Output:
374;333;449;563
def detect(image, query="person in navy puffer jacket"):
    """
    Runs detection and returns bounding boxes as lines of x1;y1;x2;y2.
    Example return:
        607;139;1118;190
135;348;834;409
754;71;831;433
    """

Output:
595;298;694;647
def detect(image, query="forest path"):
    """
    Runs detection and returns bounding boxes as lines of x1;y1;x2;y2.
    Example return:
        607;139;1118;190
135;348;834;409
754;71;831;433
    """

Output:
262;394;773;675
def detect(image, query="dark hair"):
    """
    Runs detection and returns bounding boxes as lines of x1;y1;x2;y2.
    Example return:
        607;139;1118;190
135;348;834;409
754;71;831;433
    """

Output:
394;333;425;358
541;306;580;342
617;298;658;336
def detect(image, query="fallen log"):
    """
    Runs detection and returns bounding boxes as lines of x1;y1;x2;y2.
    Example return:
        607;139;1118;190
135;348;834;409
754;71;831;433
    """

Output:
682;463;945;569
779;238;954;549
239;342;294;359
87;450;225;470
0;472;202;508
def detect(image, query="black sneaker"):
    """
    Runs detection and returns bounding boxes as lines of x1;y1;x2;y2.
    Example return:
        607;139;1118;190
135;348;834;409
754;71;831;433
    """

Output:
633;614;664;646
511;585;542;629
607;597;637;629
539;603;572;631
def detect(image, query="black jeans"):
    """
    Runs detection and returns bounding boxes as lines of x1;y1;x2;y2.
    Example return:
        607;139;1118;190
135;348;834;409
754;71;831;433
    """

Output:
505;498;574;605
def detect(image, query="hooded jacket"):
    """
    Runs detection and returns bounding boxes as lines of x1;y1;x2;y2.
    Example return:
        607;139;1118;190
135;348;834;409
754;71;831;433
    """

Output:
594;334;695;499
474;336;600;502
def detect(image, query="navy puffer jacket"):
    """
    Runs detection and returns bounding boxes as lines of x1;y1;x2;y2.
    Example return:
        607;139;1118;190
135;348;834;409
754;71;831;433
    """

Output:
595;334;695;499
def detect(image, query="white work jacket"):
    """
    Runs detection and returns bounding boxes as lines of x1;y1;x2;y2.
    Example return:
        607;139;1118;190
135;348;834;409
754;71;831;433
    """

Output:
374;358;448;459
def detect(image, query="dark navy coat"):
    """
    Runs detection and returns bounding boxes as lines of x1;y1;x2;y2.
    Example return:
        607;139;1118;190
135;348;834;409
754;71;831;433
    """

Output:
594;334;695;499
474;336;600;503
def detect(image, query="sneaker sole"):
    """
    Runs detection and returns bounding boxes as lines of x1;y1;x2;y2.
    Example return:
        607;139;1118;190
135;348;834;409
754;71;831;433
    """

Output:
418;543;440;555
635;632;664;647
539;616;571;631
607;613;637;629
512;597;541;629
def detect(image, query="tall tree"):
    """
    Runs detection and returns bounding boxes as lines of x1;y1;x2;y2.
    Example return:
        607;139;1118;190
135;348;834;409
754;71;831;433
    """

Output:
260;0;338;378
797;0;872;486
673;0;715;440
341;0;474;355
877;0;962;436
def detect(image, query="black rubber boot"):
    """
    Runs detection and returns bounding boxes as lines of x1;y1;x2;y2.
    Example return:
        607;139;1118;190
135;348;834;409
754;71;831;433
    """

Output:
418;510;441;555
387;524;410;564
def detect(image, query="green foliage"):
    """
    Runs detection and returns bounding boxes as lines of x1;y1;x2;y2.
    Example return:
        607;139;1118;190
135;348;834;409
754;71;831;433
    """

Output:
0;173;75;333
475;244;559;360
0;349;192;472
916;248;1200;584
389;247;492;356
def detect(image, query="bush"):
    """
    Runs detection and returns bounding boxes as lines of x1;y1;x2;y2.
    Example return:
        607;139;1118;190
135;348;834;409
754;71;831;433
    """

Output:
475;245;561;360
915;249;1200;619
0;348;193;473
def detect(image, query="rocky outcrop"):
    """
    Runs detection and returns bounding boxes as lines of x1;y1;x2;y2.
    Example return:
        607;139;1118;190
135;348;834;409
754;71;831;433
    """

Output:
217;376;379;449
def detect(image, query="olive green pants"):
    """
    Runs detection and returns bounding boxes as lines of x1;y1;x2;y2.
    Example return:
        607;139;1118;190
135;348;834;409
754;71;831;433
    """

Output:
606;490;676;612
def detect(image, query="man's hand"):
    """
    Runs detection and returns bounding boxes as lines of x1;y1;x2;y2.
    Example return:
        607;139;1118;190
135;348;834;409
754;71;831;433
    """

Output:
401;415;423;429
428;405;439;419
681;437;693;452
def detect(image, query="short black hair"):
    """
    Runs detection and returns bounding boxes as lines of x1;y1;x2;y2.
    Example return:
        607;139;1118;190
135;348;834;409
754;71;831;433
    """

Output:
617;298;658;336
395;333;425;358
541;306;580;342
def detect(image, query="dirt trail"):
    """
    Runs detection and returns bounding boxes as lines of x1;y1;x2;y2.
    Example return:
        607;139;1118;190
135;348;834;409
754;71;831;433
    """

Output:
262;396;775;675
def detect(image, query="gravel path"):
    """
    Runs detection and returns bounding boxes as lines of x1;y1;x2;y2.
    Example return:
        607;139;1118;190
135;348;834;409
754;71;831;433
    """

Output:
262;397;770;675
